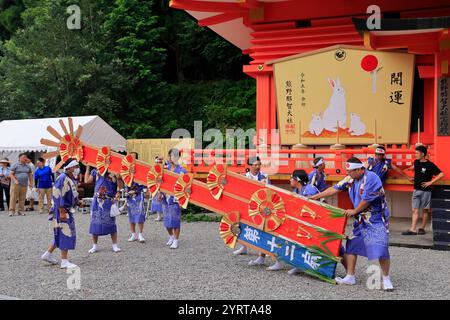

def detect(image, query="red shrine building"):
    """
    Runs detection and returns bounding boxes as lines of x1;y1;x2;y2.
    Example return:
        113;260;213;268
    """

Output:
170;1;450;220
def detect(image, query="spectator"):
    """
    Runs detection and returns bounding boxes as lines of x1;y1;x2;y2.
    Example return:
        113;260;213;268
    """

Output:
402;145;444;235
9;153;33;216
34;157;54;214
0;158;11;211
25;155;36;212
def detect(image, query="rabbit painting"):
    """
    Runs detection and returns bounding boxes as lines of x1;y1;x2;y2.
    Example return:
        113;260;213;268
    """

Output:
322;77;347;132
309;113;324;136
349;112;366;136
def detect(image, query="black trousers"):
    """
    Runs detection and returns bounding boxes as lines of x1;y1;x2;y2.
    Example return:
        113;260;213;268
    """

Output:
0;184;10;210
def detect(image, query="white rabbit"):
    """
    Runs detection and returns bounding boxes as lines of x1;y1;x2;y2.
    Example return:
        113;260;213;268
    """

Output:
322;77;347;132
349;112;366;136
309;113;324;136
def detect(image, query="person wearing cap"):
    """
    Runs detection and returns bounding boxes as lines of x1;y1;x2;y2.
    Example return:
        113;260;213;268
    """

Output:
288;169;320;275
34;157;55;215
366;145;410;184
151;156;164;222
85;164;123;254
310;157;393;291
0;158;11;211
308;157;328;192
402;145;444;236
41;159;81;269
9;153;33;216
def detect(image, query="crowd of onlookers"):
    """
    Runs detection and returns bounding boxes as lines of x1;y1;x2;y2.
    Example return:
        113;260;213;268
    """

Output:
0;153;55;216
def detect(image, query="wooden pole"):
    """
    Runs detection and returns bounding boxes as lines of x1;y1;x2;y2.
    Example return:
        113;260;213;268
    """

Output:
369;119;379;148
330;120;345;150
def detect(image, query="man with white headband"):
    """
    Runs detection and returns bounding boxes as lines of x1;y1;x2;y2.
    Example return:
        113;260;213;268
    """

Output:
310;157;393;291
308;157;327;192
41;158;81;269
367;145;410;184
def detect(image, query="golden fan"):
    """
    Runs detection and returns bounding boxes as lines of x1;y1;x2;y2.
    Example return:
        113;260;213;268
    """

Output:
300;205;321;220
40;117;84;172
248;188;286;232
219;211;241;249
120;154;136;187
174;173;193;209
146;164;163;198
96;146;111;176
206;164;227;200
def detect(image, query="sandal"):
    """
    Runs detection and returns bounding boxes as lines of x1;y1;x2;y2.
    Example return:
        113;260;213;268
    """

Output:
417;229;426;235
401;230;417;236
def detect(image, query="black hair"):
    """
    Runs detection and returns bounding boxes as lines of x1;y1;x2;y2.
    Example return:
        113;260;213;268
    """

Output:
130;152;138;160
313;157;324;167
37;157;45;163
247;156;261;166
168;148;180;158
376;145;386;152
415;145;427;156
19;152;28;158
292;169;309;186
347;157;363;164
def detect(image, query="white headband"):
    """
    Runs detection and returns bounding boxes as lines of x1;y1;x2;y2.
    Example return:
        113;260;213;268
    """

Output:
313;158;324;167
375;148;385;155
64;160;79;171
345;162;364;170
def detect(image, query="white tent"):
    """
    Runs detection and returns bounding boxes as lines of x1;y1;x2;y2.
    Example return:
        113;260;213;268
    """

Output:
0;116;126;164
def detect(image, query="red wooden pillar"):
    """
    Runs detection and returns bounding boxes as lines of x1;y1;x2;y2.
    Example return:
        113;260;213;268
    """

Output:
244;64;276;146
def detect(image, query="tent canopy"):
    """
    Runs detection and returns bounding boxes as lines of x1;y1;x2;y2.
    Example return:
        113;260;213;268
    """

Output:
0;116;126;153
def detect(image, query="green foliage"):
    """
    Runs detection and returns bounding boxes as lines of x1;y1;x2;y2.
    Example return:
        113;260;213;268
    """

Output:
0;0;256;140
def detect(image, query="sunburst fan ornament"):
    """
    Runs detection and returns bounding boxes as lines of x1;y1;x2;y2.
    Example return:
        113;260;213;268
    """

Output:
248;188;286;232
121;154;136;187
96;146;111;177
174;173;193;209
219;211;241;249
207;164;227;200
40;117;84;172
146;165;163;198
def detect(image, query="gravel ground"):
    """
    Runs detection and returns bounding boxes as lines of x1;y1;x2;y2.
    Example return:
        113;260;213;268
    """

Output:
0;211;449;300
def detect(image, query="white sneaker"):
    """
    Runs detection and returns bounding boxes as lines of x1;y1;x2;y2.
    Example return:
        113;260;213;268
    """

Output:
288;268;299;275
170;239;179;249
155;215;162;221
138;233;145;243
166;237;174;246
335;275;356;285
41;251;58;265
60;261;77;269
88;246;97;254
128;234;137;242
248;256;265;266
112;245;121;253
233;246;247;255
267;260;284;271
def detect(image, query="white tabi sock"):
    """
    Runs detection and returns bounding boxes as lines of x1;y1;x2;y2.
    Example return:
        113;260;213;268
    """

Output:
112;244;121;252
335;274;356;285
382;275;394;291
88;244;97;254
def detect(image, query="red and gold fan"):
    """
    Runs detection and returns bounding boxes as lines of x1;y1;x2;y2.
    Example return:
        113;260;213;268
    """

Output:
96;146;111;177
40;117;84;172
174;173;193;209
146;164;163;198
248;188;286;232
206;164;227;200
219;211;241;249
121;154;136;187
